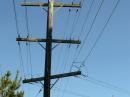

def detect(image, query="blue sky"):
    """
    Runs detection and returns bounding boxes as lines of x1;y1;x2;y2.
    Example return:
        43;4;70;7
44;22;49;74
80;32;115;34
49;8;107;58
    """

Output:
0;0;130;97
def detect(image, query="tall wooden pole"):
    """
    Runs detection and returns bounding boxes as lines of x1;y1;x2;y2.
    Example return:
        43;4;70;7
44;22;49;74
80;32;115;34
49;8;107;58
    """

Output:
44;0;53;97
17;1;81;97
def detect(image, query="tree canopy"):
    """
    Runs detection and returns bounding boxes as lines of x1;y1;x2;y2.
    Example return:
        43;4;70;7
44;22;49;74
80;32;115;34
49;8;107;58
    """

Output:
0;71;24;97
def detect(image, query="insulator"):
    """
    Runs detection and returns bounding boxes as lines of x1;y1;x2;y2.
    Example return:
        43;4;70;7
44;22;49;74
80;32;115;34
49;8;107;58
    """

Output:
69;9;71;12
76;9;79;13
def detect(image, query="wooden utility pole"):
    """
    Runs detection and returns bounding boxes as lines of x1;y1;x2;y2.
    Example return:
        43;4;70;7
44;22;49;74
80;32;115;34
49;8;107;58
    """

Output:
44;1;53;97
17;0;81;97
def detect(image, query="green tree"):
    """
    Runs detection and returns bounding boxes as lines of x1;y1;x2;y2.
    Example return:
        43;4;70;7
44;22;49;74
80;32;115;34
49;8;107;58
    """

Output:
0;71;24;97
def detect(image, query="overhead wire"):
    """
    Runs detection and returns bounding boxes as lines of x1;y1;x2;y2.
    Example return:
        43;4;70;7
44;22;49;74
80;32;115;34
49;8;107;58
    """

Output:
58;9;77;97
60;47;79;97
62;10;73;73
77;0;128;95
60;1;85;97
18;43;26;78
51;4;72;97
28;43;32;77
0;65;2;76
62;0;84;78
72;0;105;64
78;0;122;92
78;75;130;95
55;0;83;74
12;0;25;78
64;2;81;73
72;0;75;2
12;0;20;36
83;0;121;65
69;0;85;71
78;0;95;38
26;41;32;78
53;9;71;97
59;43;72;97
70;0;95;71
70;9;79;37
72;0;122;90
70;0;85;37
24;0;33;77
24;0;30;37
69;0;85;67
54;9;71;74
54;86;91;97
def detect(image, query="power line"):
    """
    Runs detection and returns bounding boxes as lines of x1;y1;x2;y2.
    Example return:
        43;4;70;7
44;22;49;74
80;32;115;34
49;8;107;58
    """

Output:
54;10;72;97
55;9;71;74
12;0;25;78
58;46;72;97
70;9;79;37
12;0;20;36
78;0;129;95
18;43;26;78
58;8;81;97
81;0;105;42
70;0;85;37
72;0;105;65
70;0;95;69
71;0;121;79
26;43;32;77
24;0;30;36
71;1;121;93
54;86;91;97
24;0;33;77
69;0;88;71
83;0;121;63
78;0;95;38
52;10;72;97
76;0;122;93
79;1;122;93
78;75;130;95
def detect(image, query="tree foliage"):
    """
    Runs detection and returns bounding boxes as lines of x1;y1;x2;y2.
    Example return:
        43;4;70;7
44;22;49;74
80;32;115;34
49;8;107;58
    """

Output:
0;71;24;97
